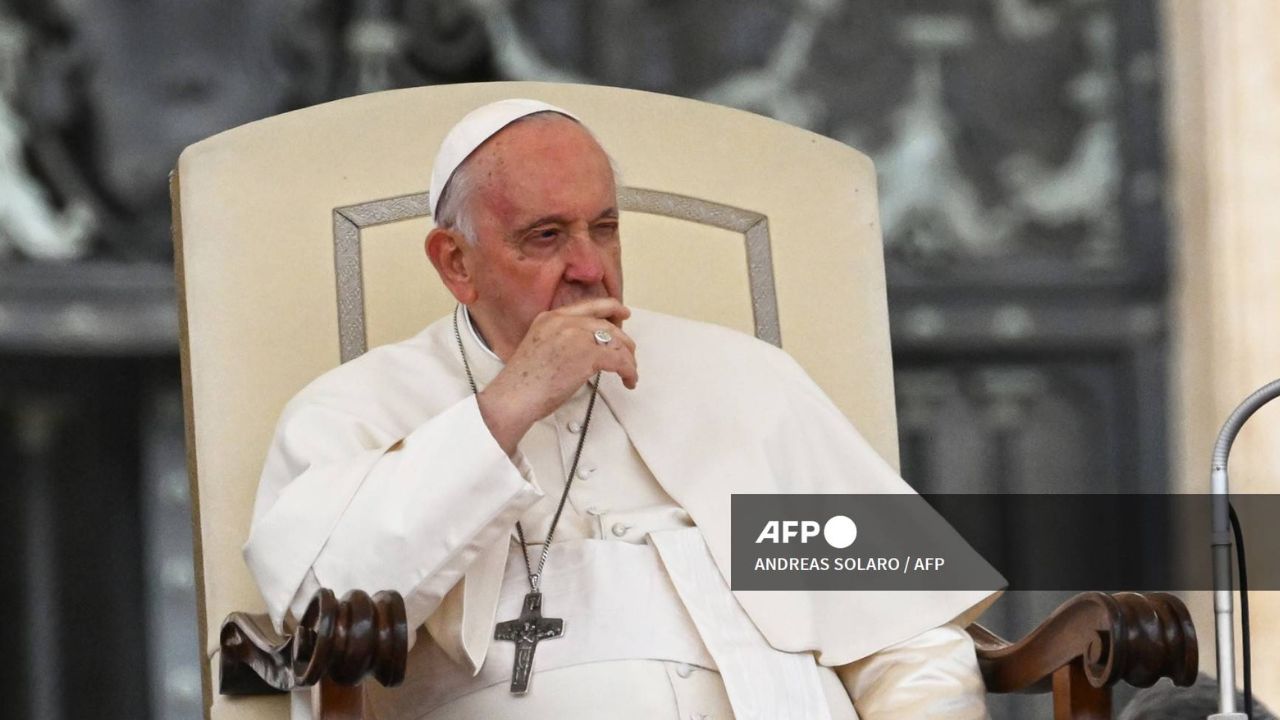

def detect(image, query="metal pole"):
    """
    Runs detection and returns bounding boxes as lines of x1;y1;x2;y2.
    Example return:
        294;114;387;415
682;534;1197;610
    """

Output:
1207;378;1280;720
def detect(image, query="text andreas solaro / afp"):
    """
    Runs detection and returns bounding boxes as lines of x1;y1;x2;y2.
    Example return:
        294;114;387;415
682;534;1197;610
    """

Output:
753;556;947;572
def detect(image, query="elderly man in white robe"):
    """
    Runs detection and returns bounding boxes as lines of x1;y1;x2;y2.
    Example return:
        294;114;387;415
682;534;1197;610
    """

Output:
245;99;1001;719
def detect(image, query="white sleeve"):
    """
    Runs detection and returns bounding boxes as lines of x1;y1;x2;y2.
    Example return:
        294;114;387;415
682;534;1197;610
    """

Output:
835;623;990;720
243;395;543;633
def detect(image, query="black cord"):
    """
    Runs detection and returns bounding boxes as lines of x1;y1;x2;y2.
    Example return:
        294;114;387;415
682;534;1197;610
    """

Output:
1230;502;1252;719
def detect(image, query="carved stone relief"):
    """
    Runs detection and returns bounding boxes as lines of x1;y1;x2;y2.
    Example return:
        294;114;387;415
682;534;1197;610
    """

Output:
0;0;340;260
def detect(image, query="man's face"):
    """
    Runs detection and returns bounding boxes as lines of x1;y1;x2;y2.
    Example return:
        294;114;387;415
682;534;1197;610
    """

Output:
461;115;623;355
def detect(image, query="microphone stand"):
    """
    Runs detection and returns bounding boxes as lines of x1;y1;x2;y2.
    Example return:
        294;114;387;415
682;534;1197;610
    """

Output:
1207;378;1280;720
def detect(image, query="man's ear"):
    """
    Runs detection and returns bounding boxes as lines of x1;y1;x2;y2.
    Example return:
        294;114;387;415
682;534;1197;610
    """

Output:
426;227;478;304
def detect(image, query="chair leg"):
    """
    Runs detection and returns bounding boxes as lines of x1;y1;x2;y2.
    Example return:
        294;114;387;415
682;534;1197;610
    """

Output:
312;678;365;720
1053;662;1112;720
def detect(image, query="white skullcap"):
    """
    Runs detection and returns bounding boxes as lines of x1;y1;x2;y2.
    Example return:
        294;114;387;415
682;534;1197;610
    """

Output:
429;98;581;218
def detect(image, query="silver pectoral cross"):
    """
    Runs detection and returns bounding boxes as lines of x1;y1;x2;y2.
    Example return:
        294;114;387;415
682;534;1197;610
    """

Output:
494;591;564;694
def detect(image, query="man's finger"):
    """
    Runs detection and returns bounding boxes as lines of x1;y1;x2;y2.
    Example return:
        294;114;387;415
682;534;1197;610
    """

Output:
555;298;631;323
594;344;638;389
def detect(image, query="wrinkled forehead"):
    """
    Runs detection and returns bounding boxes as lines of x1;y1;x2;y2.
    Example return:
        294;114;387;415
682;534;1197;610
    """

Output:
470;118;618;225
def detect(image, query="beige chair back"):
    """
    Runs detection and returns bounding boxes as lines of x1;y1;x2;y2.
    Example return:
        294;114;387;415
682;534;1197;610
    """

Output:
173;81;897;719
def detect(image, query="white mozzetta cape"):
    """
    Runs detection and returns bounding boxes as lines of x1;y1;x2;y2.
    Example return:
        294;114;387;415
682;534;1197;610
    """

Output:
245;307;1001;676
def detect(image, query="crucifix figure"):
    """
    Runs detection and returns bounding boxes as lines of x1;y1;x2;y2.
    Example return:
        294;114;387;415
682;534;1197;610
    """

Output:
494;591;565;694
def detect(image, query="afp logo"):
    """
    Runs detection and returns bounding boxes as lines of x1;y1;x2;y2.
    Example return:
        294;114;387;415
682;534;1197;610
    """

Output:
754;515;858;549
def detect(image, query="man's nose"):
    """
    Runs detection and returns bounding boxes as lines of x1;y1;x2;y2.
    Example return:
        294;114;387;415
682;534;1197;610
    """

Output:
562;231;605;283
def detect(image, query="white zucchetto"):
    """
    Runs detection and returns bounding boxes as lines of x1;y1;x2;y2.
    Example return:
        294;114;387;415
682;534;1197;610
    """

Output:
429;98;581;218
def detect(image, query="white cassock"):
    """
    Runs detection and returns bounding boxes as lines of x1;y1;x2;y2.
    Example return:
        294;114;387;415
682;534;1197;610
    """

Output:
245;305;1002;719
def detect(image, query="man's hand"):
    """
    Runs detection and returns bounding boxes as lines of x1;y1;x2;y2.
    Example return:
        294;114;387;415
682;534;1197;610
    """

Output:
477;298;637;455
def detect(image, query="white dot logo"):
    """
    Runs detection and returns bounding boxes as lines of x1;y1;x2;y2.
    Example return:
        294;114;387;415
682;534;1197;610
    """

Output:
823;515;858;549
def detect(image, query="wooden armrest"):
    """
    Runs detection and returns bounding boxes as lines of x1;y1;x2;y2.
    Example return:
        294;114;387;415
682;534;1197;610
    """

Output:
968;592;1197;719
221;587;1195;720
219;588;408;695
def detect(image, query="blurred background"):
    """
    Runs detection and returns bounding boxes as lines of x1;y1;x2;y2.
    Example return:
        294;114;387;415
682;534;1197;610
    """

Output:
0;0;1276;718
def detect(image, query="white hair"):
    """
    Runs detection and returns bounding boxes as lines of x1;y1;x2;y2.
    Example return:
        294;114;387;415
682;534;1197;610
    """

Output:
433;111;622;245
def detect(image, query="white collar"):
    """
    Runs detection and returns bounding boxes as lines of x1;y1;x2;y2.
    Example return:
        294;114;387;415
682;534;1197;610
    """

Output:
454;304;504;388
461;304;501;362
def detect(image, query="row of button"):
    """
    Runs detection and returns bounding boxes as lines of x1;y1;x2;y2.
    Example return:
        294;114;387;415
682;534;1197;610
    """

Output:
564;418;595;482
561;414;640;541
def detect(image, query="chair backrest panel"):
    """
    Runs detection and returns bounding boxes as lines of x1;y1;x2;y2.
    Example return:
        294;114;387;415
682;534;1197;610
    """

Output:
174;81;897;718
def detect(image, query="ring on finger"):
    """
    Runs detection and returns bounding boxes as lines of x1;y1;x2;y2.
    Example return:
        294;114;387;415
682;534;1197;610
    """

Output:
593;329;613;345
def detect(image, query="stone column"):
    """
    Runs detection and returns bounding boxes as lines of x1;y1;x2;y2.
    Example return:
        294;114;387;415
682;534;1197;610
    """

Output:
1165;0;1280;706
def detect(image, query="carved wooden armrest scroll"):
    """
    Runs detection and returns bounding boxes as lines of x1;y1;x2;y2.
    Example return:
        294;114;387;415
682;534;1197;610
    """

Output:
967;591;1197;719
219;588;408;696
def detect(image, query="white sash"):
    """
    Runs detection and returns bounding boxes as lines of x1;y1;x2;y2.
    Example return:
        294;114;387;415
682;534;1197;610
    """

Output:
649;527;834;720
